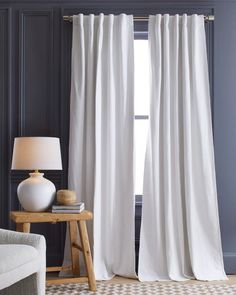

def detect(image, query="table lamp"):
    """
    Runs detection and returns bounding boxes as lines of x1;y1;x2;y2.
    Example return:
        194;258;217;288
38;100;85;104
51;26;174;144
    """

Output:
11;137;62;212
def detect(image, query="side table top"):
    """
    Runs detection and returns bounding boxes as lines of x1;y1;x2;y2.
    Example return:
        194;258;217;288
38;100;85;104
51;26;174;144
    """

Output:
10;210;93;223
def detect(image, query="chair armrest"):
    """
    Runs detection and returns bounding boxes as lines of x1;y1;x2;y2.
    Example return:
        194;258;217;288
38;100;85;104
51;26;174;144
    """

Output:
0;229;46;292
0;229;46;262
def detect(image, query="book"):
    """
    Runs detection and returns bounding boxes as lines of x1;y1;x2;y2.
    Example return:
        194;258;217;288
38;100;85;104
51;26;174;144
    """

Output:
52;207;84;214
52;202;84;210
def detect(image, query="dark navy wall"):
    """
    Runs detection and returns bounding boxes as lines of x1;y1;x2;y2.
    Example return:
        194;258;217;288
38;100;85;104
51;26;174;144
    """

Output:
214;1;236;273
0;0;236;272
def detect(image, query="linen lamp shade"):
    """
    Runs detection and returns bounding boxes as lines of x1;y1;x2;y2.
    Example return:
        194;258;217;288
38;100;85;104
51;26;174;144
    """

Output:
11;137;62;170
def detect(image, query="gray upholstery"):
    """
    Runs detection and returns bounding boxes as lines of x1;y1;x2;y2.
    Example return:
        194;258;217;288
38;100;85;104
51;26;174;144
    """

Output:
0;229;46;295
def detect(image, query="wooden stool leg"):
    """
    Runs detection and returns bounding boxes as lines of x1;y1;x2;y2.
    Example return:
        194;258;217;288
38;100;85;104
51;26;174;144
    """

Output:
78;220;96;291
68;221;80;276
16;222;31;233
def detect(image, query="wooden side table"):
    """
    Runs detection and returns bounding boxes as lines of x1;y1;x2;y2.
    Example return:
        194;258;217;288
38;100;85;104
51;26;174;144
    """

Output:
10;210;96;291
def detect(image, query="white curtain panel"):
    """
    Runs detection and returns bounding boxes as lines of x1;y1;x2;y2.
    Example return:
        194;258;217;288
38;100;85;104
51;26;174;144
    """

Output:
139;14;227;281
67;13;136;280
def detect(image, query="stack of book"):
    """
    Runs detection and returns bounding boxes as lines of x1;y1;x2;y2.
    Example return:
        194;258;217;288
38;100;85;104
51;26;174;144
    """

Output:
52;202;85;213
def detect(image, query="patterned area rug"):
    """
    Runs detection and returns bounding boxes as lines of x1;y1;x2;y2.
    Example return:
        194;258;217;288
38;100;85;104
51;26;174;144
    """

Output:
47;283;236;294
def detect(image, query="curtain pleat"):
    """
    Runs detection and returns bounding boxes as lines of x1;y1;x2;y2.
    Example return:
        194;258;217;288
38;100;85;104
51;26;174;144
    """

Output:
139;14;227;281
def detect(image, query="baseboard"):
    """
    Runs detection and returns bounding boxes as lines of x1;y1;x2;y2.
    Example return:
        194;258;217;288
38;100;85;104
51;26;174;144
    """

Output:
224;252;236;274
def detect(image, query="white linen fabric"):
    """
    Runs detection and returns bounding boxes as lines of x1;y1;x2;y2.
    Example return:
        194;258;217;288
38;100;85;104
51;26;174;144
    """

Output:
67;13;136;280
139;14;227;281
0;244;38;274
0;229;46;294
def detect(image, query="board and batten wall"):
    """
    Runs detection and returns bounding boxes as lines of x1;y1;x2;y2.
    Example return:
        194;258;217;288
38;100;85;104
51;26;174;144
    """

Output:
0;0;236;271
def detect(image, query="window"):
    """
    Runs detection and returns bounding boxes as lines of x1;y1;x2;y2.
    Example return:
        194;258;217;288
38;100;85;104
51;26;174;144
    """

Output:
134;40;150;196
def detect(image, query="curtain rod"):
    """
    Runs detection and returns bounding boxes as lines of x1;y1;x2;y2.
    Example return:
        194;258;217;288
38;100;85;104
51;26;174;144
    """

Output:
63;15;214;22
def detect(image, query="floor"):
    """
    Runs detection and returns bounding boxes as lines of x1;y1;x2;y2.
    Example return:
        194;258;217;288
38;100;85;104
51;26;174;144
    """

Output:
101;275;236;285
47;278;236;295
46;274;236;295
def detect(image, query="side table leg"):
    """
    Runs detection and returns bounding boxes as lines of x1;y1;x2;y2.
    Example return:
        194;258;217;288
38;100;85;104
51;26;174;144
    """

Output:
69;221;80;276
16;222;31;233
78;220;96;291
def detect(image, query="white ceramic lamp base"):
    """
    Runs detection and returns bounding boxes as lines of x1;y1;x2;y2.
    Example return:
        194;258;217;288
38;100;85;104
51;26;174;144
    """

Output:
17;172;56;212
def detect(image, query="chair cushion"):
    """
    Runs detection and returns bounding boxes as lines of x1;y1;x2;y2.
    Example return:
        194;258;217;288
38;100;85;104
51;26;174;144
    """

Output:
0;244;38;274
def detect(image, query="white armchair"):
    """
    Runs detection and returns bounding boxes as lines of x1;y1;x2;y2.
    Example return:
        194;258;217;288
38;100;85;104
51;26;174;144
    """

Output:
0;229;46;295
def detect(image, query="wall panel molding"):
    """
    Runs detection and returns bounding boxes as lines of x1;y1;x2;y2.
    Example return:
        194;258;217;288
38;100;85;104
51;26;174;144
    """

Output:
0;8;11;229
7;8;66;265
19;9;54;136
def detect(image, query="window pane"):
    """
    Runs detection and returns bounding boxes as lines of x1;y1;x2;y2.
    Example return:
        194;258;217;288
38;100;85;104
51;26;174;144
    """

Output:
134;40;150;116
134;119;149;195
134;40;150;195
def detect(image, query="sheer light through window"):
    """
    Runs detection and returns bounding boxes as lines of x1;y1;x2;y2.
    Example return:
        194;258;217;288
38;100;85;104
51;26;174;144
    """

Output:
134;40;150;195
